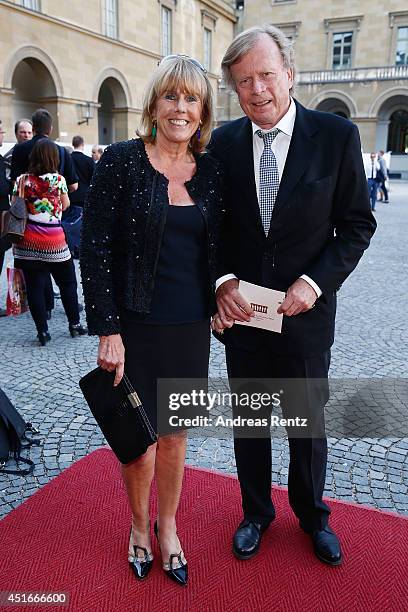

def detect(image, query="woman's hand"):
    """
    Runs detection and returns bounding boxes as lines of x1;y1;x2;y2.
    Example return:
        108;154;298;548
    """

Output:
211;312;234;335
97;334;125;386
215;279;253;327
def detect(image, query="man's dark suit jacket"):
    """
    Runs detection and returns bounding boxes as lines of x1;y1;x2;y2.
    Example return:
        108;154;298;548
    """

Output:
10;134;78;186
209;100;376;357
0;156;9;212
70;151;95;205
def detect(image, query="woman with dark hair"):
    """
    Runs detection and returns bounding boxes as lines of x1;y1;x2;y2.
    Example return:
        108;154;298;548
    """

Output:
81;55;224;586
12;139;86;345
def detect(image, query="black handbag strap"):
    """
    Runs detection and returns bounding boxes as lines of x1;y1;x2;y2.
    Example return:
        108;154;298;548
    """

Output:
121;374;157;441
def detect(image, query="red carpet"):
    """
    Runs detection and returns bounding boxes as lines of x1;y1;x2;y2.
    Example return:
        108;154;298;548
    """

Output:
1;448;407;612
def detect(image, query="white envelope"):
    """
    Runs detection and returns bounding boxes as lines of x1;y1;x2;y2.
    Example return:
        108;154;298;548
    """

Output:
235;280;286;334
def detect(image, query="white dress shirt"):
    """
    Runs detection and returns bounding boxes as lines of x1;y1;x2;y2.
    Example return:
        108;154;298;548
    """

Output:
216;98;322;298
364;158;380;180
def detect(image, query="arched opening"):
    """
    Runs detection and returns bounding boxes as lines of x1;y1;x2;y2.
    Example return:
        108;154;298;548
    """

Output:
377;94;408;154
387;110;408;154
97;77;128;145
315;98;350;119
11;58;58;134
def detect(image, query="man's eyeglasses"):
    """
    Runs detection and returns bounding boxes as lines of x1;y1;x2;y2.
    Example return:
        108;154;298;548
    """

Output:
159;54;207;74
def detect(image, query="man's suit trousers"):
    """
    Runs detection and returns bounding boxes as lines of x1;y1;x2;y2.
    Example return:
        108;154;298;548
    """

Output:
226;344;331;533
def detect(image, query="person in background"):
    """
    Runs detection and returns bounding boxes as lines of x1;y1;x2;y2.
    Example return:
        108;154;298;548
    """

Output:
0;119;11;316
365;152;381;212
70;136;95;207
62;136;95;259
12;139;86;345
11;109;78;191
91;145;104;162
16;120;33;142
11;109;79;318
377;150;389;203
3;119;33;179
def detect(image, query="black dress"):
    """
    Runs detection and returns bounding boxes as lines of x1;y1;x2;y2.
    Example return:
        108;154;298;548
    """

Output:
120;205;210;435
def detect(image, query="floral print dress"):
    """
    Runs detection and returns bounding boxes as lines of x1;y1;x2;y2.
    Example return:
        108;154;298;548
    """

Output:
12;173;71;263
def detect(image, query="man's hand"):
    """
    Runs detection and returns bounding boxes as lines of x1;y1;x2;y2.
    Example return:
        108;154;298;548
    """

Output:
215;278;254;328
97;334;125;386
277;278;318;317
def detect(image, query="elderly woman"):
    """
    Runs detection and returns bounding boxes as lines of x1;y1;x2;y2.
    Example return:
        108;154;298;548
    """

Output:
80;56;223;586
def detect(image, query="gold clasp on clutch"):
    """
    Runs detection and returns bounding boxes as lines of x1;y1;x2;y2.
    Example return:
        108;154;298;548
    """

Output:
128;391;142;409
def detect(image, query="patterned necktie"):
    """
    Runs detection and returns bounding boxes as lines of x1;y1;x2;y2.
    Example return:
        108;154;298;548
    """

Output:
257;128;280;235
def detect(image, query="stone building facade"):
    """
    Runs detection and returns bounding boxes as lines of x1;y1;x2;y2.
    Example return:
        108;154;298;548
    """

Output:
0;0;236;147
222;0;408;176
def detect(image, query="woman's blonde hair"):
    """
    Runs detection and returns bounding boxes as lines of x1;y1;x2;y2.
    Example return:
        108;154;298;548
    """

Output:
138;56;214;154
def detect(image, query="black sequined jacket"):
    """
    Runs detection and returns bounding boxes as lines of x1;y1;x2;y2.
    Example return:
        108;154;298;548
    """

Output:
80;138;225;336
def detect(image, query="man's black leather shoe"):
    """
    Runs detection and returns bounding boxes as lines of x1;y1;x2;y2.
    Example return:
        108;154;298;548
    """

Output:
310;526;342;566
233;520;268;560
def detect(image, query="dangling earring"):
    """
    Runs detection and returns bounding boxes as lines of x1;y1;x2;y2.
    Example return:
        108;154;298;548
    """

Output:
196;120;202;141
151;119;157;139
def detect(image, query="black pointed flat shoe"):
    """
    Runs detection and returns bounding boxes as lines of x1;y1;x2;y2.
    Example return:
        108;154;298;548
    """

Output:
128;527;153;580
154;520;188;586
37;331;51;346
69;323;88;338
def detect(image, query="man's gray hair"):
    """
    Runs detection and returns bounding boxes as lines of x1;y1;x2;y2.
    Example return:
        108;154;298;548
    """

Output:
221;24;296;94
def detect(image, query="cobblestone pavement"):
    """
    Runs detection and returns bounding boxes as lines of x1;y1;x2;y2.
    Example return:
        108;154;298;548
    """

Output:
0;181;407;519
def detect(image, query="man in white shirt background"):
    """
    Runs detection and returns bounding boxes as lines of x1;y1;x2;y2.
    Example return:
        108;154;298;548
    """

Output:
377;150;389;204
364;152;382;211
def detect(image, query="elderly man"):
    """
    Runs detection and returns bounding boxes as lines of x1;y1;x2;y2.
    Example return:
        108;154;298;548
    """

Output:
209;25;376;566
3;119;33;179
91;145;104;162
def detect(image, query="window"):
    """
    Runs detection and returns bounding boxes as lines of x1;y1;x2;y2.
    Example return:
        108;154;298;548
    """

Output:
161;6;172;56
332;32;353;69
273;21;300;42
19;0;40;9
396;27;408;65
204;28;212;71
324;16;361;70
103;0;118;39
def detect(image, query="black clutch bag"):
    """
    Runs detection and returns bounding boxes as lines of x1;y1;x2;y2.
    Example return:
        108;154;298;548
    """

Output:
79;367;157;464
